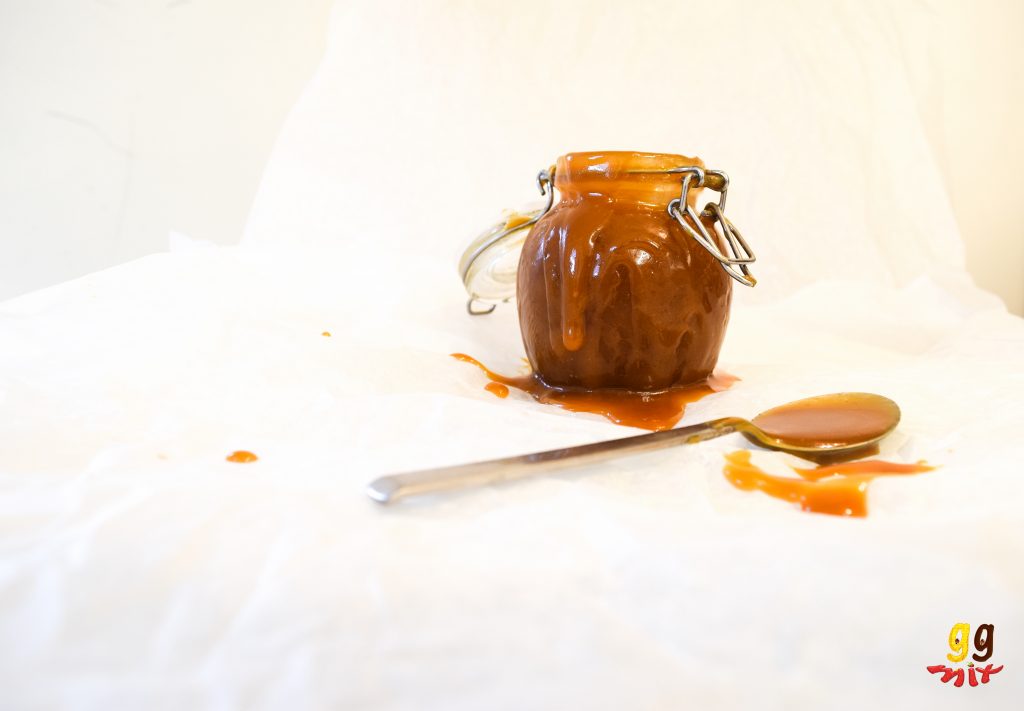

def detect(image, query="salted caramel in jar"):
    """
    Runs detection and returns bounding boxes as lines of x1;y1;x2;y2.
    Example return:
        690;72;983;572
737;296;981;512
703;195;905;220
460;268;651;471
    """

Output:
460;150;756;394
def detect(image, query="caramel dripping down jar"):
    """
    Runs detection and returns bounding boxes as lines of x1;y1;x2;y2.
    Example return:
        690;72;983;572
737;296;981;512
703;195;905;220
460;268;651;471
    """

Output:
459;151;757;392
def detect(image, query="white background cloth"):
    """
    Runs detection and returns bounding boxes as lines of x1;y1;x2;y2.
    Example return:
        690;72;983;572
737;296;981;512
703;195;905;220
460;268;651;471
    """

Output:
246;0;969;304
0;0;333;301
3;0;1023;311
3;0;1024;708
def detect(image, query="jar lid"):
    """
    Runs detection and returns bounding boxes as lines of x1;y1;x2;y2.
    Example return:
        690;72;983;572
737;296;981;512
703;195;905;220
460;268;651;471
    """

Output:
458;169;554;314
458;211;537;311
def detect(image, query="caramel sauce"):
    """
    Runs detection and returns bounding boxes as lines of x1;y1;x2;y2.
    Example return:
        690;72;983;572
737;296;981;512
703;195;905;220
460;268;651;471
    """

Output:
453;353;735;430
517;151;732;391
226;450;258;463
791;458;934;482
322;331;332;337
484;381;510;398
751;393;901;449
723;450;933;517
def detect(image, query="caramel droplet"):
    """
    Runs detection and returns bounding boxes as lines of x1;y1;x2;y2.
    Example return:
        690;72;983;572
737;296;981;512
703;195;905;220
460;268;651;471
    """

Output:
484;381;510;398
226;450;258;463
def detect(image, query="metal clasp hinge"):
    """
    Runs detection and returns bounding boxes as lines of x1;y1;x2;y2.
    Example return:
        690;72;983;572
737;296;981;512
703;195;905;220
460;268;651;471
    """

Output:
632;166;757;287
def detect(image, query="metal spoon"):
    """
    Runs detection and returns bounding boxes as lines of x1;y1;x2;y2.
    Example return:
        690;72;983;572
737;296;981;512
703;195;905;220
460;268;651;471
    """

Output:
366;392;900;504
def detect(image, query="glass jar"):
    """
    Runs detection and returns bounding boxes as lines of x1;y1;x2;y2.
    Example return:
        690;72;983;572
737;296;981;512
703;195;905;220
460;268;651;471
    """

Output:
461;150;756;393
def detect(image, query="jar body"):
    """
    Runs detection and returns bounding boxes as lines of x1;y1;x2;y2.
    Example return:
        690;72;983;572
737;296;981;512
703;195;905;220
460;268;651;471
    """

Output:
516;152;732;391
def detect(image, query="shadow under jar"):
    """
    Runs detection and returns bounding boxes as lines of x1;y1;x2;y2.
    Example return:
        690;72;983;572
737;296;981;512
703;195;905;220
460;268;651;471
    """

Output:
517;151;733;391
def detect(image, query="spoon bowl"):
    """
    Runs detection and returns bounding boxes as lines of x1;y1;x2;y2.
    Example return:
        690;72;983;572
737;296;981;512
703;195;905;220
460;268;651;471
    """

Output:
740;392;901;461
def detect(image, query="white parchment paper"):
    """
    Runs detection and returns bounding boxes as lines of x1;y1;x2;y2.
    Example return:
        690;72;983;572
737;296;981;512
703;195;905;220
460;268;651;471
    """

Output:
0;244;1021;709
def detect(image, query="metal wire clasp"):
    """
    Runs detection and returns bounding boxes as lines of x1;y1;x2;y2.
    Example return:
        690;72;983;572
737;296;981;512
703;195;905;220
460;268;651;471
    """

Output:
669;168;756;287
633;166;757;287
464;167;555;315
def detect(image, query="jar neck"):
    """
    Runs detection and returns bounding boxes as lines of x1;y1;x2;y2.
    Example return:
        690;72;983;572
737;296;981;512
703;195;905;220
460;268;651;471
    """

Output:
553;151;705;207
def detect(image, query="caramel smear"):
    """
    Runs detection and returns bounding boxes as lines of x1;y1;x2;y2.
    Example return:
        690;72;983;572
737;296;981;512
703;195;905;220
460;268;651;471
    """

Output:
452;353;736;431
722;450;933;517
226;450;259;464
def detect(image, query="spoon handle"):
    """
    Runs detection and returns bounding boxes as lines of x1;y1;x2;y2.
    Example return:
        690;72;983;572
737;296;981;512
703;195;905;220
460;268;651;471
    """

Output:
366;417;746;503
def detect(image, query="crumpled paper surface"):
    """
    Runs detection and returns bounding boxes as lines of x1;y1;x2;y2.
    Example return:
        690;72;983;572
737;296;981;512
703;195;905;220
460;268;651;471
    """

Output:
0;243;1022;710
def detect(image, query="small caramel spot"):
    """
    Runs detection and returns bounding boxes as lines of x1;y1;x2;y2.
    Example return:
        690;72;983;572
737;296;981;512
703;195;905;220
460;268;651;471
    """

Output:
226;450;258;464
484;381;510;398
707;371;741;392
322;331;331;337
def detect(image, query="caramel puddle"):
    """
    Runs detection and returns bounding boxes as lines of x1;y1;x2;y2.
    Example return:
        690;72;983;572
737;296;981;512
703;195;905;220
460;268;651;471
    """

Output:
723;450;933;517
452;353;735;431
